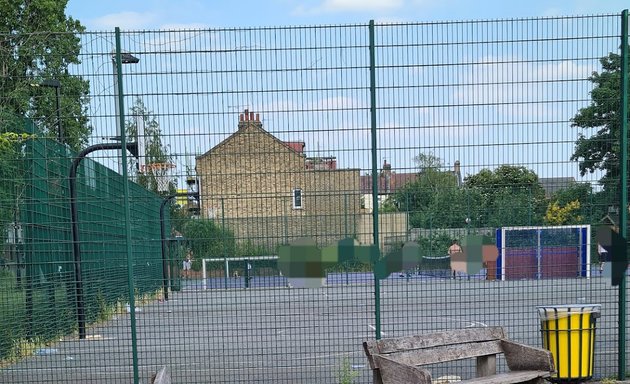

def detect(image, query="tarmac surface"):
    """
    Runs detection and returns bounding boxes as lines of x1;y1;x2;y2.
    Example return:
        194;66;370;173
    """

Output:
0;272;628;383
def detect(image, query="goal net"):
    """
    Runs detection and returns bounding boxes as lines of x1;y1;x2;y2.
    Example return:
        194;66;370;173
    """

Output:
201;256;286;290
496;225;590;281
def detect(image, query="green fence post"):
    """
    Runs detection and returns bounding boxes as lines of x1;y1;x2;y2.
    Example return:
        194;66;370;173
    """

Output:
222;198;228;289
618;9;628;381
114;27;140;384
369;19;381;340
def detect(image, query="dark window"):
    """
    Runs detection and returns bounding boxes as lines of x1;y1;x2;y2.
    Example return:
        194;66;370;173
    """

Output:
293;188;303;209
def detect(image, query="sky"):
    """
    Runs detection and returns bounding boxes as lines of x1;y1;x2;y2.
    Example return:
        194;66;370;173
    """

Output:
61;0;630;187
66;0;628;30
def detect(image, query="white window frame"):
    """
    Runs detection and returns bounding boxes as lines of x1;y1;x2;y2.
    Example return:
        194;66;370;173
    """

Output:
292;188;303;209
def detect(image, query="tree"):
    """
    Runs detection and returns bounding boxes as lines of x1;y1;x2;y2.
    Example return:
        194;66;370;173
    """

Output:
0;112;34;229
181;219;236;262
545;200;582;225
391;152;469;228
547;182;607;224
125;98;174;194
571;51;629;191
0;0;90;151
464;165;547;227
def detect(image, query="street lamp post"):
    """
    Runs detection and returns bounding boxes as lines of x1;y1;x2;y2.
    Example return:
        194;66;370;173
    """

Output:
112;52;139;174
33;79;63;143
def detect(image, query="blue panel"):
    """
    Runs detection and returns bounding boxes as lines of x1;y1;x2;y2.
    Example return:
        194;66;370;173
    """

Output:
496;228;502;280
580;227;588;277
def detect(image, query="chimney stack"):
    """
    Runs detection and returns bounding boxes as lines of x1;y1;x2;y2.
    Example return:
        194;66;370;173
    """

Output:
381;159;392;193
238;108;263;130
454;160;462;186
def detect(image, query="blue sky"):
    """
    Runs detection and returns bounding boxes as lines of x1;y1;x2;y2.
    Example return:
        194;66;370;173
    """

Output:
66;0;628;30
63;1;629;186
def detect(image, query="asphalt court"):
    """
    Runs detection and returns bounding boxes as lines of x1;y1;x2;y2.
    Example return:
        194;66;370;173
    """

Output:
1;275;627;383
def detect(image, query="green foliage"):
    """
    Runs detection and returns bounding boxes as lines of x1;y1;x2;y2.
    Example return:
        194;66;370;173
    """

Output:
464;165;547;227
545;200;582;225
181;219;236;260
0;113;32;228
414;232;456;258
126;98;175;194
548;183;609;225
391;152;469;228
393;156;548;228
571;51;629;191
336;357;359;384
236;240;274;257
0;0;90;151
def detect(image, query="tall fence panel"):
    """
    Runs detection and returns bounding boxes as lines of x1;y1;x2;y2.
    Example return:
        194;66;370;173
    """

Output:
0;123;167;382
0;12;628;384
373;14;628;380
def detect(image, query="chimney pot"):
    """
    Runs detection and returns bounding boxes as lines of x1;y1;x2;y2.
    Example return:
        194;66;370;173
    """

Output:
256;113;260;121
240;114;244;122
250;112;254;121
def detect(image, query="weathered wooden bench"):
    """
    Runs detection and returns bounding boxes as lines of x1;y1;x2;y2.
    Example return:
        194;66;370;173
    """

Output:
150;366;171;384
363;326;554;384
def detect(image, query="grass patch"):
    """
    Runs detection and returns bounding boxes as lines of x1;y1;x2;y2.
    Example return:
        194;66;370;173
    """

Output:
0;269;164;366
337;357;359;384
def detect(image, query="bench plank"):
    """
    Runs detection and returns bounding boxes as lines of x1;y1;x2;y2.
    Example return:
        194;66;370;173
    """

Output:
364;327;554;384
371;327;505;354
459;370;550;384
501;340;554;372
476;354;496;377
373;355;432;384
151;366;171;384
381;340;503;367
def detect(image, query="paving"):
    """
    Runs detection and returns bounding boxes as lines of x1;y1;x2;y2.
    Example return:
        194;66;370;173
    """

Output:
0;273;628;383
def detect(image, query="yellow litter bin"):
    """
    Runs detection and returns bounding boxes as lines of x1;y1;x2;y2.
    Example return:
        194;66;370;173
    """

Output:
537;304;601;383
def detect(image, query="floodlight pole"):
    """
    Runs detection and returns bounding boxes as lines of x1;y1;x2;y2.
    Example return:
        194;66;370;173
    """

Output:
112;51;139;174
160;191;200;301
33;79;63;143
69;142;138;340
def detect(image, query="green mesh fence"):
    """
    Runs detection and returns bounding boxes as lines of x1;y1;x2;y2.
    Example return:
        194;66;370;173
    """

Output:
0;11;629;384
0;126;167;366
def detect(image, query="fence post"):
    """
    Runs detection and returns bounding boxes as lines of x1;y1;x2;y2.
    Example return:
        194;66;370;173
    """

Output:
618;8;628;381
114;27;140;384
369;19;382;340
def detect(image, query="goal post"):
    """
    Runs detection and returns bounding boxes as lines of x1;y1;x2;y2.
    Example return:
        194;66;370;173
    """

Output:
202;255;280;290
496;225;591;281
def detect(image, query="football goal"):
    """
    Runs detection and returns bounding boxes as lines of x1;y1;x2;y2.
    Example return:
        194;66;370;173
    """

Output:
495;225;591;281
201;255;284;290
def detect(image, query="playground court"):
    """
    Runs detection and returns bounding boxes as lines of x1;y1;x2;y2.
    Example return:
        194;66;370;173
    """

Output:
0;272;626;383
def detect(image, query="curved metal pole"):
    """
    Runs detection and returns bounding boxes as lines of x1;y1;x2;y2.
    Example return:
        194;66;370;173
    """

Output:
69;142;137;339
160;191;199;301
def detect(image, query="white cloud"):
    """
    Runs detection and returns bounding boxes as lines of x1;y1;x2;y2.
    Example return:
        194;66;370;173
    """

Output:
295;0;405;15
541;8;564;17
91;11;159;30
158;23;208;30
321;0;404;12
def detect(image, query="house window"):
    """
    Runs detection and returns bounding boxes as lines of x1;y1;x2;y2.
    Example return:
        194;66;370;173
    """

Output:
292;188;303;209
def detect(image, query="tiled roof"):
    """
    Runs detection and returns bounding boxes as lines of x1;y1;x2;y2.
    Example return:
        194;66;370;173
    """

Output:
359;172;418;194
539;177;575;196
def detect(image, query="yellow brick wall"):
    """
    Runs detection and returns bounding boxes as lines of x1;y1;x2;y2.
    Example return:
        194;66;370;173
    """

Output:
196;122;361;248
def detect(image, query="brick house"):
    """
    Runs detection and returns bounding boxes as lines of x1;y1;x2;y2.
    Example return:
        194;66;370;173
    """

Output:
196;110;361;249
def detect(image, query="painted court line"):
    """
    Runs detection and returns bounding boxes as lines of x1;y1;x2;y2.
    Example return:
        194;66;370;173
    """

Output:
368;324;386;336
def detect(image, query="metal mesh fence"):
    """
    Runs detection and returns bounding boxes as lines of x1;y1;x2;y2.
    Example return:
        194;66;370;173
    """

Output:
0;122;167;381
0;11;628;384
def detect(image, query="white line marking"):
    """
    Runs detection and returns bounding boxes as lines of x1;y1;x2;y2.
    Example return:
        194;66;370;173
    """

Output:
368;324;386;336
